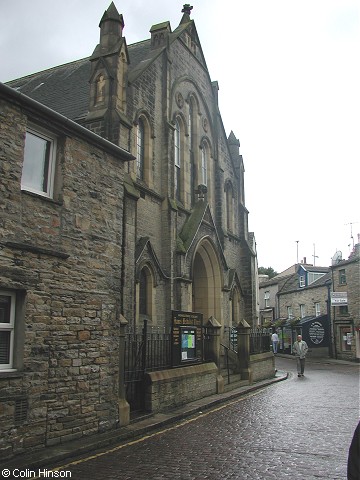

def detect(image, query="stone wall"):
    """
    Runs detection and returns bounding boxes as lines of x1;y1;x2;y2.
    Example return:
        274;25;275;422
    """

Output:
249;353;275;383
0;94;131;458
279;285;328;319
144;363;218;412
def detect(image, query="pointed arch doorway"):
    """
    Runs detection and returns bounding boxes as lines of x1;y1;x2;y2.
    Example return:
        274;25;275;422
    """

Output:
192;238;222;326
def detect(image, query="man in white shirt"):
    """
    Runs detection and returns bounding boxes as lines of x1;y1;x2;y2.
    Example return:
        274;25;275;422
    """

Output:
271;331;279;354
292;334;308;377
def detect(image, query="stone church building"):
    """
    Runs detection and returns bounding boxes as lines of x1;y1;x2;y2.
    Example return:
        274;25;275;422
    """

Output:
0;3;259;458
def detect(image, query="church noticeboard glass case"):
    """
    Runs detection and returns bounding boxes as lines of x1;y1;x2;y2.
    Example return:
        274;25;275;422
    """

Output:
171;311;203;366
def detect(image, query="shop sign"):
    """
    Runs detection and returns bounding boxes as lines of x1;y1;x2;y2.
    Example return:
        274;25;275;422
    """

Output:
309;321;325;345
331;292;348;306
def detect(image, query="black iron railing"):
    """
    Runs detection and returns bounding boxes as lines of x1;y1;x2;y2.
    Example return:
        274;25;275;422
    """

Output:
250;328;271;354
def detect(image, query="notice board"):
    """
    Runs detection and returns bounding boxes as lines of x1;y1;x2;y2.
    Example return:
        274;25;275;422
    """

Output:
171;311;203;367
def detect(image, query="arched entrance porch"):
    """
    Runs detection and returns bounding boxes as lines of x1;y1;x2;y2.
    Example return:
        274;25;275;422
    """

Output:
191;237;222;326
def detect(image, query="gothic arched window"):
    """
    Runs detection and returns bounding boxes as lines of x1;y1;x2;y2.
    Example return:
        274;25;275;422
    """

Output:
225;181;235;233
201;144;208;187
136;118;145;180
174;118;181;200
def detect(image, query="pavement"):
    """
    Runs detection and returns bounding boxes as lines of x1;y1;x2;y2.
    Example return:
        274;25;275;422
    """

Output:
2;355;357;473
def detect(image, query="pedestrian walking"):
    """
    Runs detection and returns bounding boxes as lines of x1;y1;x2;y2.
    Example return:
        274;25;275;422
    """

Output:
271;331;279;354
292;334;308;377
347;421;360;480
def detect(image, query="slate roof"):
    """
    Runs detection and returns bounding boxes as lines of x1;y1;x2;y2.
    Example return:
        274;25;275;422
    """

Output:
4;13;193;123
5;36;155;122
6;59;91;121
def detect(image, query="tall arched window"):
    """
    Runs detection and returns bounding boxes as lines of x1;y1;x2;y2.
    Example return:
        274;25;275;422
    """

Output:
226;181;235;232
139;268;148;316
201;145;207;187
174;119;181;200
188;103;194;205
136;119;145;180
136;118;145;180
231;287;241;326
138;265;154;322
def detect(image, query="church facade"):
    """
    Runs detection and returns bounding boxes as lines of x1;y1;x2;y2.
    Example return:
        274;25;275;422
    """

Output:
0;3;258;457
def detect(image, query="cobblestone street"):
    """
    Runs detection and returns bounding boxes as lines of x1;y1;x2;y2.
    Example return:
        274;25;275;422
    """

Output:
4;357;359;480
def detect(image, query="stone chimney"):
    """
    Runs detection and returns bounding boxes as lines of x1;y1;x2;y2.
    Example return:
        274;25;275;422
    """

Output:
150;21;171;48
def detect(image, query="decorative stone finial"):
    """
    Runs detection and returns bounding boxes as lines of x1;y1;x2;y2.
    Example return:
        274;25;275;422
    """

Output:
182;4;193;15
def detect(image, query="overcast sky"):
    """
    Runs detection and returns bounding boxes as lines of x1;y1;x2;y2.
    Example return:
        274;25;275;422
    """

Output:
1;1;359;273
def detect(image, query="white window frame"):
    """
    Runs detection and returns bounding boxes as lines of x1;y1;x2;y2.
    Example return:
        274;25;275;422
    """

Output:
21;126;57;198
300;304;306;318
287;306;293;319
315;302;321;317
0;291;16;370
299;275;305;288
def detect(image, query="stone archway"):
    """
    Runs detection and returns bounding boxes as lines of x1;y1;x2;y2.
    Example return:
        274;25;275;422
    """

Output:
192;237;222;325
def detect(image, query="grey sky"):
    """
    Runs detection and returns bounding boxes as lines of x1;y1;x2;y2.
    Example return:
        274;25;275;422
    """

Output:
1;0;359;272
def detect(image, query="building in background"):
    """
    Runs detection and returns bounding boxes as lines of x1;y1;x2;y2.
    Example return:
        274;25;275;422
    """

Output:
259;242;360;362
259;262;331;356
329;237;360;361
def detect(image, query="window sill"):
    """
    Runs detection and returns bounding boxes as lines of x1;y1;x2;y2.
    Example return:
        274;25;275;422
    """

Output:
21;189;63;206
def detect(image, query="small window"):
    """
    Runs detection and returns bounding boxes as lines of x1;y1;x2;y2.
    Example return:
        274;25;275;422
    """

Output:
21;128;57;197
300;304;306;318
315;302;321;317
0;292;15;370
339;269;346;285
299;276;305;288
264;291;270;308
287;306;293;319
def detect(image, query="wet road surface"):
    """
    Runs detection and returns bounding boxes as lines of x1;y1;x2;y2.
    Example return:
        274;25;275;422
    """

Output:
24;357;360;479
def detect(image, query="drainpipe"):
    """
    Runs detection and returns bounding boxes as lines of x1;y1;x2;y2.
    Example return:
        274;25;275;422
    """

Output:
325;278;333;358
